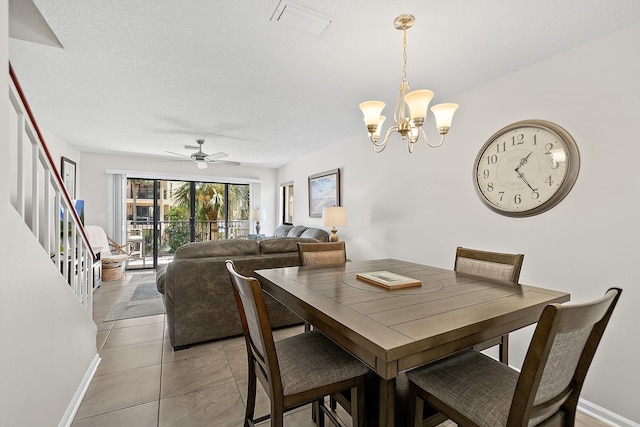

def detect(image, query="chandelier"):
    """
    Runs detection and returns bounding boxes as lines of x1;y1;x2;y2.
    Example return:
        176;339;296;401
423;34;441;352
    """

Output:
359;14;459;153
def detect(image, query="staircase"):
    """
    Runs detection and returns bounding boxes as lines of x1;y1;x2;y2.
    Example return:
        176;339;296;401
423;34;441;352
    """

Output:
8;64;93;317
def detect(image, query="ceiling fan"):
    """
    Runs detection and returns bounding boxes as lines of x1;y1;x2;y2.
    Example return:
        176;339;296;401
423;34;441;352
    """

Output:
165;139;240;169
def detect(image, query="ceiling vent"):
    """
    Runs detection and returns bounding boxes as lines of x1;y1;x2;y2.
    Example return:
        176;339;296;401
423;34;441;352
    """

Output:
270;1;332;36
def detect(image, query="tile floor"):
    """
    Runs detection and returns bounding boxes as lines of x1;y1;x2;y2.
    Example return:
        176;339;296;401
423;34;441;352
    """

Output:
73;271;610;426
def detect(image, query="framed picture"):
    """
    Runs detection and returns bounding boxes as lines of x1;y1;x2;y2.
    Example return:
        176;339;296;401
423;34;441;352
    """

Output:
61;157;76;199
308;168;340;218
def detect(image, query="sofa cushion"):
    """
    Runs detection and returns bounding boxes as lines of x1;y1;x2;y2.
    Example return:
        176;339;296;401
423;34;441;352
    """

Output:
273;224;293;237
259;237;319;254
156;264;168;294
300;228;330;242
174;239;260;259
287;225;308;237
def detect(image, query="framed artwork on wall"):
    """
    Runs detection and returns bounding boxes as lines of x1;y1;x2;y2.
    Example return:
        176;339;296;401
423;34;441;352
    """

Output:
308;168;340;218
61;156;76;199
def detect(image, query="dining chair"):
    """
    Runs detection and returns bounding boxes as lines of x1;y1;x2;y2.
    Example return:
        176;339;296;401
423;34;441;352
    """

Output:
297;242;352;419
297;241;347;331
297;241;347;266
225;260;368;427
406;287;622;427
454;246;525;364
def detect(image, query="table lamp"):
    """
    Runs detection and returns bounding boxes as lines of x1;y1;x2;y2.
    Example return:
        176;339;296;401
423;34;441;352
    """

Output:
321;206;348;242
250;208;265;234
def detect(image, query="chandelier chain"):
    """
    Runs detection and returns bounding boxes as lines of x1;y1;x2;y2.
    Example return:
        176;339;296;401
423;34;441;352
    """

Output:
402;28;408;83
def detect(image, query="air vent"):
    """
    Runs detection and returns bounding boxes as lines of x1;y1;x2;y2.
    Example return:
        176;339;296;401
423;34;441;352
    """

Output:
270;0;332;36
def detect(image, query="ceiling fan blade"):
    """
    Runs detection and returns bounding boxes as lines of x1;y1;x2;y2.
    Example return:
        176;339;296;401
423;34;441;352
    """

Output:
165;150;190;158
184;145;200;150
208;159;241;166
205;152;229;160
160;159;193;163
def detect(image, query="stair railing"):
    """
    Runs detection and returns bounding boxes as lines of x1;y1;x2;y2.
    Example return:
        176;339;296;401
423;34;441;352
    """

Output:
8;63;94;317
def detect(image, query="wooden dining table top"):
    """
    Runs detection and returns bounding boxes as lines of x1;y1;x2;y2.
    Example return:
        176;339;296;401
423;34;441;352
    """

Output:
255;258;570;380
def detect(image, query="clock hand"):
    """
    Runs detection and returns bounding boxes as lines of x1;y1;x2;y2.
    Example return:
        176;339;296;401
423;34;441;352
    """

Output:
514;152;533;172
516;171;538;192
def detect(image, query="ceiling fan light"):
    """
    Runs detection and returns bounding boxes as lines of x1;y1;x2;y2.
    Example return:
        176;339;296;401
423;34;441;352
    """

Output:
196;160;208;169
404;90;434;123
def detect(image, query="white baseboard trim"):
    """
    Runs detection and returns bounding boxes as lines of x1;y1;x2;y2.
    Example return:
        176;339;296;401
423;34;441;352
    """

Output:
58;354;102;427
578;398;640;427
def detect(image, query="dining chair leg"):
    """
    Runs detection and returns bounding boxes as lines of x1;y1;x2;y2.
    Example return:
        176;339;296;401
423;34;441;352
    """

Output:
352;377;365;427
313;399;325;427
499;335;509;364
272;403;284;427
245;364;257;426
407;381;423;427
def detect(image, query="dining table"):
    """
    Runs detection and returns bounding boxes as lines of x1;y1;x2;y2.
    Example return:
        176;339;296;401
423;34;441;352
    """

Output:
255;258;570;427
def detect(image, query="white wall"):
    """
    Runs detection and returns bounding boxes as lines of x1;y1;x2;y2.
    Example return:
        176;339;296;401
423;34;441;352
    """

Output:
1;2;98;424
43;129;82;195
79;152;279;235
278;23;640;424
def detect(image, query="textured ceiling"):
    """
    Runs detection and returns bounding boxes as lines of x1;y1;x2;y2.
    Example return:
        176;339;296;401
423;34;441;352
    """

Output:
8;0;640;168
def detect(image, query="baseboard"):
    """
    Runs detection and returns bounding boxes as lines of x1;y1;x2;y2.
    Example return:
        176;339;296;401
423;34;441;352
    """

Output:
578;398;640;427
58;354;102;427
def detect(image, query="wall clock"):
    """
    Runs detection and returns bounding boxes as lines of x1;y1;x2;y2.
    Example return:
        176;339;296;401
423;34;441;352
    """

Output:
474;119;580;217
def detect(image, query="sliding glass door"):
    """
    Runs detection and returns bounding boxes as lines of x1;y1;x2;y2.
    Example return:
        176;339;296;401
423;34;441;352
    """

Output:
126;178;250;269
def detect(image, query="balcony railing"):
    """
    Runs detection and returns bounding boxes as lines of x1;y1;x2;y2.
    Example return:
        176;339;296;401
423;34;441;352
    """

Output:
126;219;249;267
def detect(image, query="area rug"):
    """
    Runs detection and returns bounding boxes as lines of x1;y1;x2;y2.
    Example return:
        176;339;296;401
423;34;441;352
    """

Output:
104;273;165;321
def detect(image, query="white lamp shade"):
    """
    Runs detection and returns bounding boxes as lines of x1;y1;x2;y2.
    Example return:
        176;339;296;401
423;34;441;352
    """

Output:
196;160;208;169
250;208;265;221
359;101;386;127
321;206;348;227
431;103;459;128
404;89;434;121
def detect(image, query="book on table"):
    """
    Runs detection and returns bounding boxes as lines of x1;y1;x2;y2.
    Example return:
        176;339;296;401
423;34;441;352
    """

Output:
356;271;421;289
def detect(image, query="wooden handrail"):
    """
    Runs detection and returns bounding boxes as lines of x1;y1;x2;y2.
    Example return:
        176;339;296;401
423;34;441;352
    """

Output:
9;62;94;259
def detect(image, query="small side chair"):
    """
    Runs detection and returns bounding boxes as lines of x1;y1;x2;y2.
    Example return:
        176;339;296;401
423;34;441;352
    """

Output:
85;225;134;281
226;260;368;427
454;246;525;363
406;288;622;427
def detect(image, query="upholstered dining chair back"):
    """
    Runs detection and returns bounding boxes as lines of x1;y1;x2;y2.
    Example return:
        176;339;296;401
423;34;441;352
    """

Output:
513;287;621;424
226;261;281;396
297;241;347;266
454;246;525;364
406;288;622;427
226;260;369;426
454;246;524;285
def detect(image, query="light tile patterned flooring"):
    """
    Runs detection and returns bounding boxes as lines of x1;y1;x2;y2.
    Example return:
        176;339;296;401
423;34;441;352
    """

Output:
73;271;610;426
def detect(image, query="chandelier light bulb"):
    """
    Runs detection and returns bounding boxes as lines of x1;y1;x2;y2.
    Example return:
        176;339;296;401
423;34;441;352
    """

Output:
373;116;386;141
431;103;459;134
404;89;434;125
359;101;386;131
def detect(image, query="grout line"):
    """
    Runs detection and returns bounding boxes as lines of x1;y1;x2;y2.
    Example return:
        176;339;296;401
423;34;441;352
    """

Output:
157;314;166;427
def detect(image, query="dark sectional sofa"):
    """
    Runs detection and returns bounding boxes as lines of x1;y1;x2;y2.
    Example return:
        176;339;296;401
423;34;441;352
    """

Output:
156;225;329;349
